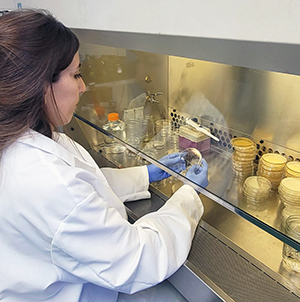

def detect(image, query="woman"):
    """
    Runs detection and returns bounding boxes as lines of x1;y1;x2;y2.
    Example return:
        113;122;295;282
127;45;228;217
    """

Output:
0;9;209;302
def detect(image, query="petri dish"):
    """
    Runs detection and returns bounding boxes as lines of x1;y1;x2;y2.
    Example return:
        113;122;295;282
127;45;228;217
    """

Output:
233;171;254;178
257;166;284;178
232;159;254;167
232;165;254;172
232;157;254;164
279;177;300;196
282;216;300;274
243;176;271;203
231;137;255;151
155;119;171;134
244;191;269;202
232;155;256;163
231;137;254;147
234;150;256;157
261;153;287;166
285;161;300;178
180;148;202;168
279;195;300;206
259;161;286;173
279;191;300;204
256;172;282;188
243;176;272;193
257;172;282;182
285;171;300;179
232;164;254;171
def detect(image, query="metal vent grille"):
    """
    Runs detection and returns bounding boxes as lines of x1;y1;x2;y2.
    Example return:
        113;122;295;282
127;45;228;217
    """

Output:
188;225;300;302
169;109;300;163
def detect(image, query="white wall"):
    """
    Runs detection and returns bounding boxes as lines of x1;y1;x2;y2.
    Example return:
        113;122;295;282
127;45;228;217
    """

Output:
15;0;300;45
0;0;15;9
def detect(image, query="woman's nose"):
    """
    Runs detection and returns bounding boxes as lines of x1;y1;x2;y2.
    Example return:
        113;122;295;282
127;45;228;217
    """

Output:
79;77;86;94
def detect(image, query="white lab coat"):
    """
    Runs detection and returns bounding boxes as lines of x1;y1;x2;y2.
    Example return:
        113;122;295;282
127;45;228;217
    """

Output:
0;129;203;302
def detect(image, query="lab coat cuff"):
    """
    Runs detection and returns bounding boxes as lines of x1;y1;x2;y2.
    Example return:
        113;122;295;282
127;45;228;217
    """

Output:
101;166;150;202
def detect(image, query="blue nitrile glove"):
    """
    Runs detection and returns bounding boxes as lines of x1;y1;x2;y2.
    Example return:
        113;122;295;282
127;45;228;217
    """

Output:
147;152;186;183
185;158;209;188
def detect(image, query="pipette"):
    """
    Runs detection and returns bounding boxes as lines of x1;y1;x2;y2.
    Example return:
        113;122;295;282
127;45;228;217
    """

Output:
185;118;220;142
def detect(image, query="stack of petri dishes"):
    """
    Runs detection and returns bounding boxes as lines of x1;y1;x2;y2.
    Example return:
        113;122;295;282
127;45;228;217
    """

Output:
231;137;256;178
257;153;287;189
278;177;300;224
282;215;300;273
243;176;272;204
283;161;300;179
153;119;171;151
141;115;155;144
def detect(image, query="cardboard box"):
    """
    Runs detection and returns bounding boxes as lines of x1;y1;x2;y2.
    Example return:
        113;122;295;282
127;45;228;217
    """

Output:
179;125;211;151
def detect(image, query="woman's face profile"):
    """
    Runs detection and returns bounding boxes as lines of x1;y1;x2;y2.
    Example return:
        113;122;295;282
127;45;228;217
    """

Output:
45;52;86;127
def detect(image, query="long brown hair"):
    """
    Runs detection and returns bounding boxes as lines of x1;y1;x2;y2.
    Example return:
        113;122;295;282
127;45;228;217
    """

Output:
0;9;79;154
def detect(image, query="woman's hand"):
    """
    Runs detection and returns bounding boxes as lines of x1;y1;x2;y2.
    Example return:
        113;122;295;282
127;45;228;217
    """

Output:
147;153;186;183
185;158;209;188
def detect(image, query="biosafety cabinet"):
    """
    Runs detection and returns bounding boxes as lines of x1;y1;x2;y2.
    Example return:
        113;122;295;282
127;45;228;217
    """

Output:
5;1;300;301
68;35;300;301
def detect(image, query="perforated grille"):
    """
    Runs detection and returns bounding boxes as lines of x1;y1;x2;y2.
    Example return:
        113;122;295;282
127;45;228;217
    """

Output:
188;225;300;302
169;109;300;163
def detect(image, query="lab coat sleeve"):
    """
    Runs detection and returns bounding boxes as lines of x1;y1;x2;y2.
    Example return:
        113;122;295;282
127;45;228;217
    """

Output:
51;184;203;295
100;166;151;202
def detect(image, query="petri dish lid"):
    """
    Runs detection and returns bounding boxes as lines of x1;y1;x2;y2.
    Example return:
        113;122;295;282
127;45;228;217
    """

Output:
261;153;287;166
286;161;300;174
231;137;255;151
243;176;271;192
279;177;300;195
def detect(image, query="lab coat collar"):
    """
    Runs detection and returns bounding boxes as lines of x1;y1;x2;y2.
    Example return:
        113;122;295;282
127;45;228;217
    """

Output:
19;129;86;168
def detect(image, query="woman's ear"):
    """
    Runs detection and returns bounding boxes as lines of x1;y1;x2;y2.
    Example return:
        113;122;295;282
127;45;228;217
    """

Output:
44;85;52;105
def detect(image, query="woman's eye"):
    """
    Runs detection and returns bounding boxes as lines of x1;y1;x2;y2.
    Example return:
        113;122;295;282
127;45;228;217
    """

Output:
74;73;82;79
